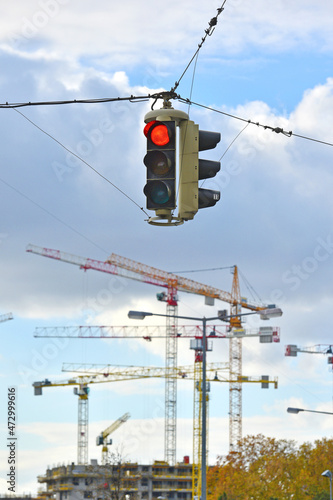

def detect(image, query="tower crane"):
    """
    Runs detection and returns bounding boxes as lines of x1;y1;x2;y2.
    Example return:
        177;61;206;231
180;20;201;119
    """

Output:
285;344;332;356
61;360;277;500
27;244;281;458
34;323;280;454
285;344;333;368
33;362;230;465
32;363;277;470
34;324;280;341
96;412;130;465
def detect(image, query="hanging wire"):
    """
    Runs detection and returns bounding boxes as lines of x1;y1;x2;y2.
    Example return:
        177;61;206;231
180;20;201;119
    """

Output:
238;268;263;306
0;175;109;253
13;108;150;218
171;2;228;93
219;122;250;161
174;52;200;213
199;122;250;189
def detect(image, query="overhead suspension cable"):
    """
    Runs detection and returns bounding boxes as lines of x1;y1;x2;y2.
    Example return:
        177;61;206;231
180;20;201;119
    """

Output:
171;2;228;93
2;90;331;148
177;96;333;147
0;94;152;109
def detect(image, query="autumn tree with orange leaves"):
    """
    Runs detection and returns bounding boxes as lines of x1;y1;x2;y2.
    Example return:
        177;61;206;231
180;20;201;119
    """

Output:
207;434;333;500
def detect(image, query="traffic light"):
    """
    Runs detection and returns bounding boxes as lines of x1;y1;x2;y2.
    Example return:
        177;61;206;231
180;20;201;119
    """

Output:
143;120;176;212
178;120;221;221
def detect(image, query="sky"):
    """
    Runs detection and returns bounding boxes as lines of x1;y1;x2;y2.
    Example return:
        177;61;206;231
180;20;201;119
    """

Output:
0;0;333;494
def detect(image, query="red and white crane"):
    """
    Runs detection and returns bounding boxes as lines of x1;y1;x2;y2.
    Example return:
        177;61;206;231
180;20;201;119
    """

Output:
285;344;333;368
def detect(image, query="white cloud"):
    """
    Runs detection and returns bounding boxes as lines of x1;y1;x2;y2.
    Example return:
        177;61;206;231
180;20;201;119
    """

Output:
1;0;333;77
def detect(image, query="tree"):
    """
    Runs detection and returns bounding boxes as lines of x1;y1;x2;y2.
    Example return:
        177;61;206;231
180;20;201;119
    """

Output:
207;434;333;500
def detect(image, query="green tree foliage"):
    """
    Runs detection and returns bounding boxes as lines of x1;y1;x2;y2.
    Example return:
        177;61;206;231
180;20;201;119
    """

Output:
207;434;333;500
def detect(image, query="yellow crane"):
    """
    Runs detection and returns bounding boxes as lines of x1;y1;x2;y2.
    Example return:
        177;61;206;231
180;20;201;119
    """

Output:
33;362;230;465
96;412;130;465
61;361;277;500
34;321;280;456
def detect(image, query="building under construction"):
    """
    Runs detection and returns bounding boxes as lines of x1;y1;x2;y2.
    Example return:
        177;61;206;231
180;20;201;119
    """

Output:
37;460;192;500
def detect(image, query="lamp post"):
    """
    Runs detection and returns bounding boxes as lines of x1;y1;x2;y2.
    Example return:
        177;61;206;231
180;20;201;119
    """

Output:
128;307;282;500
287;407;333;415
322;470;332;500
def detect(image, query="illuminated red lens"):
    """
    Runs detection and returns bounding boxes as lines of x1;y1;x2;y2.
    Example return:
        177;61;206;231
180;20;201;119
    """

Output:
144;120;170;146
151;124;170;146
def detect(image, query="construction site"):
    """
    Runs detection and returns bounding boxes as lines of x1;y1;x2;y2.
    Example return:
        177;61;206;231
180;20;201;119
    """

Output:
24;245;283;500
37;460;193;500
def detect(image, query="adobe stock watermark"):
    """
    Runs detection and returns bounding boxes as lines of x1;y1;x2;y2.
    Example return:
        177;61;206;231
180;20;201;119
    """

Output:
202;125;274;194
83;275;128;314
8;0;71;49
281;234;333;292
51;115;115;182
18;336;69;384
247;231;333;329
18;273;129;384
123;397;165;456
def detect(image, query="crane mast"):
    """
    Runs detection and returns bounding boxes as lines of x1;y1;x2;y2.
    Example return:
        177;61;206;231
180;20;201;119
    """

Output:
76;384;89;465
165;295;178;464
229;266;243;452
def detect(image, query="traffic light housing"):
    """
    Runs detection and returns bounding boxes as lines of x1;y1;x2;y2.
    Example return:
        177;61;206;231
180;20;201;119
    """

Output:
198;130;221;209
178;120;221;221
143;120;176;212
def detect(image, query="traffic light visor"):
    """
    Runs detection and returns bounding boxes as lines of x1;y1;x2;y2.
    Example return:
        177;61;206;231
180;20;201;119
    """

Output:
144;120;172;146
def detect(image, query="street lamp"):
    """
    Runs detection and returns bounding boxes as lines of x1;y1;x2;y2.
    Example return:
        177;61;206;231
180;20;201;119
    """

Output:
322;470;332;500
287;407;333;415
128;307;282;500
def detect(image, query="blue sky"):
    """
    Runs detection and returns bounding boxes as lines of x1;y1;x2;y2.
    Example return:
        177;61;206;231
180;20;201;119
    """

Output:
0;0;333;494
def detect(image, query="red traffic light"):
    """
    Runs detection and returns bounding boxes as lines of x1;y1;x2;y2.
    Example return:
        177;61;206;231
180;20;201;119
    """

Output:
144;120;176;210
144;120;173;147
